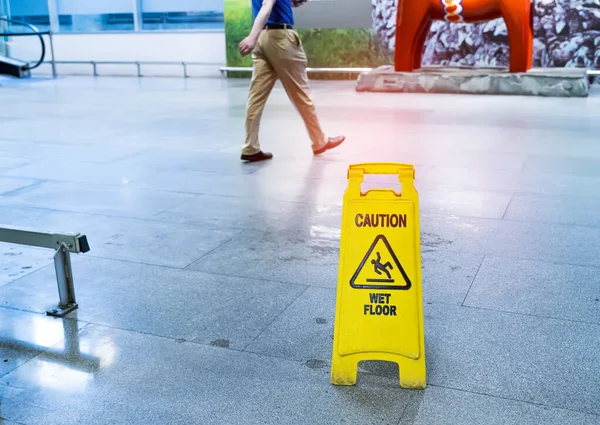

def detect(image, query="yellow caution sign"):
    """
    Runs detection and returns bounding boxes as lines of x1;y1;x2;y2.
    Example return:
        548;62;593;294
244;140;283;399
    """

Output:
331;163;426;389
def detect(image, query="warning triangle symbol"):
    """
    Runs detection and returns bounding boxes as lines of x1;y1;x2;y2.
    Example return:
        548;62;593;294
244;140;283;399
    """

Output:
350;234;411;290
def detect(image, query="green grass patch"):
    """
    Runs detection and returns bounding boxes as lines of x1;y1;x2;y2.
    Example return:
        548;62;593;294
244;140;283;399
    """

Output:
297;28;392;69
224;0;254;68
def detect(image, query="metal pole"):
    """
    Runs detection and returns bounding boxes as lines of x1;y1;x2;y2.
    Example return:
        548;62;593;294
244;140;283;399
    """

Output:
182;61;188;78
48;243;78;317
0;13;7;57
46;0;60;34
92;61;97;76
136;61;142;77
48;31;57;78
132;0;142;31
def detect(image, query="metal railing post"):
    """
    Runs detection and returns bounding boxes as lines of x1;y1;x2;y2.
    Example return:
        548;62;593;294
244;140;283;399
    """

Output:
0;14;6;57
49;242;78;317
48;30;57;78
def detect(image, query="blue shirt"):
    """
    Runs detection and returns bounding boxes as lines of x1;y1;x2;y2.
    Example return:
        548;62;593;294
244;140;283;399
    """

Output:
252;0;294;25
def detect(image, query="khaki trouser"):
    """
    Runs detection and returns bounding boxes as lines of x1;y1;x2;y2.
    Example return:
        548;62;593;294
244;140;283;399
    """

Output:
242;29;327;155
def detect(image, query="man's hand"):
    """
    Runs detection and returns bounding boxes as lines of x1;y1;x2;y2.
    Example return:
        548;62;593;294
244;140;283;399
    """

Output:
238;0;276;56
238;35;258;56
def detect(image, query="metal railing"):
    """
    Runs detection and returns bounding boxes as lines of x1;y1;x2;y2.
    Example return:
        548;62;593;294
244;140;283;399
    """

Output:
220;66;600;81
41;59;222;78
0;16;57;77
219;66;371;77
2;44;593;82
0;225;90;317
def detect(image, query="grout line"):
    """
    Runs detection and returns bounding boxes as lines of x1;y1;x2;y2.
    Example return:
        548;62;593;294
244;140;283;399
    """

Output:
520;155;531;172
0;416;27;425
181;228;246;270
0;262;56;289
53;319;318;367
461;255;486;307
500;193;515;220
424;383;600;418
0;179;47;197
150;193;205;217
241;285;310;352
460;304;600;327
396;398;412;425
454;251;600;273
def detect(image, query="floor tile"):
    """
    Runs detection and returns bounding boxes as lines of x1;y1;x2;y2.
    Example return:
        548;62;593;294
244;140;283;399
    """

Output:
504;193;600;227
0;178;40;196
0;141;145;164
0;324;411;425
399;385;600;425
0;309;86;379
187;229;341;288
423;303;600;415
0;244;54;288
0;256;306;349
1;160;162;187
154;194;342;232
8;210;242;268
523;155;600;178
421;251;484;305
115;149;265;176
0;157;29;173
1;181;196;219
130;168;346;205
245;287;336;362
418;188;512;219
419;213;600;268
464;256;600;324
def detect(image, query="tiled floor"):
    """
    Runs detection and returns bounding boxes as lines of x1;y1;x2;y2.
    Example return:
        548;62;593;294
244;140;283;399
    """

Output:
0;75;599;425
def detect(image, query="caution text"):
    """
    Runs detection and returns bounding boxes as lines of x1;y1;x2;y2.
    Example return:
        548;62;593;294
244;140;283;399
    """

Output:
364;293;397;316
355;214;407;228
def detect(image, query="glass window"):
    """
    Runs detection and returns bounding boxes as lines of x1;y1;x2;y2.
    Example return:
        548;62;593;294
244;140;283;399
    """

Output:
140;0;224;30
5;0;50;32
56;0;134;32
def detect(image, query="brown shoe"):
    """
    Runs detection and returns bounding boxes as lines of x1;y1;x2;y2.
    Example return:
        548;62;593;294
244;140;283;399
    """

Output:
241;151;273;162
313;136;345;156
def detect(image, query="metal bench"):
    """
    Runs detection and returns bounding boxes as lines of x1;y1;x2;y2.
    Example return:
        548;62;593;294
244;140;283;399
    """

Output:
0;225;90;317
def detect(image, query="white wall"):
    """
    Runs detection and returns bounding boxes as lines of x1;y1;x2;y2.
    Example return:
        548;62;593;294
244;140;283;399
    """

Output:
28;31;226;78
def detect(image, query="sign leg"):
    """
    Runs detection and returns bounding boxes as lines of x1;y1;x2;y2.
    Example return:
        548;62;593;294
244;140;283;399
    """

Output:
331;355;358;386
399;358;427;390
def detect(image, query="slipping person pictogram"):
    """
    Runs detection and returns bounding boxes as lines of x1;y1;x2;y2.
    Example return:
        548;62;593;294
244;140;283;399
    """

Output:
350;234;411;290
371;252;393;280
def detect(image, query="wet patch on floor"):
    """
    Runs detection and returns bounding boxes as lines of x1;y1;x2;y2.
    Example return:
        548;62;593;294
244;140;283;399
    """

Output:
210;339;231;349
305;359;328;369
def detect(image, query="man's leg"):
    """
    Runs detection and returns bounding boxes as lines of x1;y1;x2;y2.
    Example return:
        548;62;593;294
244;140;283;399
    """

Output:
242;40;278;161
263;30;344;155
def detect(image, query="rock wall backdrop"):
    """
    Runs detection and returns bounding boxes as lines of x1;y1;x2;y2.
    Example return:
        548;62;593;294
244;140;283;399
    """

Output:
372;0;600;69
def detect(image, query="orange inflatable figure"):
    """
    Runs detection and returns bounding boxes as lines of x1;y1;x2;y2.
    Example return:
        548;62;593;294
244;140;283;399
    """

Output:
394;0;533;72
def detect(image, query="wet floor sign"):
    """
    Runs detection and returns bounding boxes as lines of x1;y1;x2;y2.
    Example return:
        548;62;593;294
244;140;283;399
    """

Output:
331;163;425;389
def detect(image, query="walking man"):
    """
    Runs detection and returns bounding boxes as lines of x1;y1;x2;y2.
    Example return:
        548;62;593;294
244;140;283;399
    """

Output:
238;0;345;162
